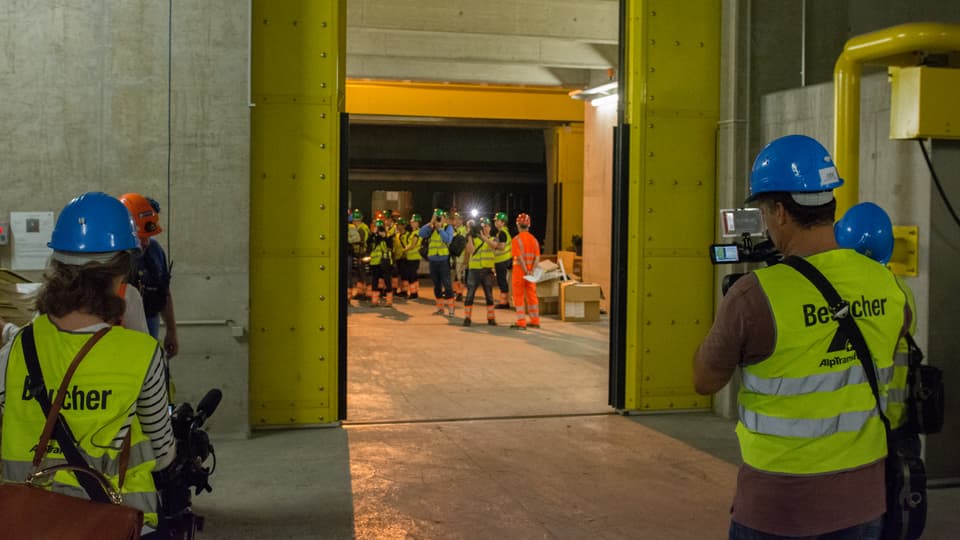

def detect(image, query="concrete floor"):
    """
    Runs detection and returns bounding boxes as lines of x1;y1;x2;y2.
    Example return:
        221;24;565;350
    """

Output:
345;288;609;422
193;288;960;539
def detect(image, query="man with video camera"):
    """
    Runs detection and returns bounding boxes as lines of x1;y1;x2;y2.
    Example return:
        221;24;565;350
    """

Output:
461;217;499;327
419;209;455;316
693;135;912;539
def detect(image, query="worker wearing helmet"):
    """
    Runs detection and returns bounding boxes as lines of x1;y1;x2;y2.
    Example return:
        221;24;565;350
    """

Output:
120;193;178;359
836;202;918;431
381;210;401;295
394;217;410;297
399;213;423;299
0;193;175;533
462;217;498;327
492;211;512;309
511;213;541;329
694;135;910;538
450;211;467;303
367;219;397;307
348;209;371;306
419;209;455;315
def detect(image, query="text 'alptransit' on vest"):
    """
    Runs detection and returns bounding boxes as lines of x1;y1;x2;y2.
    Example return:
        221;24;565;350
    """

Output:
21;376;112;410
802;295;889;327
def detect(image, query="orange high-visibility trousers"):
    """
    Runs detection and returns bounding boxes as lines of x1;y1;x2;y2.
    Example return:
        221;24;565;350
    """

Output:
511;272;540;327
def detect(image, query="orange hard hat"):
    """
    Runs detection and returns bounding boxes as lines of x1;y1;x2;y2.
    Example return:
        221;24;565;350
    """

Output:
119;193;162;239
516;213;531;227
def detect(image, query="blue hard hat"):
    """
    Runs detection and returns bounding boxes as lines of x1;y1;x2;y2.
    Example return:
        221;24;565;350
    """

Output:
835;202;894;264
48;192;139;253
747;135;844;203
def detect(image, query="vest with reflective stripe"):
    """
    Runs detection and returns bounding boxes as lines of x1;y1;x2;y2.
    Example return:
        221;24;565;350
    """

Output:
428;229;449;257
369;238;393;266
468;238;494;269
494;229;512;263
1;315;161;526
404;231;422;261
740;250;906;475
886;276;917;429
512;231;537;274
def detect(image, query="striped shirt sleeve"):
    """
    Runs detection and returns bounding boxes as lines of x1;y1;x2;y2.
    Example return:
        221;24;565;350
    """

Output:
136;348;176;470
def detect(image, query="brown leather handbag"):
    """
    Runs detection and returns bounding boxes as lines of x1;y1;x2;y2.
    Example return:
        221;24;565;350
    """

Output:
0;326;144;540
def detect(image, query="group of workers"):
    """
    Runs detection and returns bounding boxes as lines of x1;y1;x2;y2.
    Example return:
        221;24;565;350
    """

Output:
695;134;924;539
347;207;542;329
0;192;179;537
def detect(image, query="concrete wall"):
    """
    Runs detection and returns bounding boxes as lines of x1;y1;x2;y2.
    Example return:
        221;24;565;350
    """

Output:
0;1;251;436
926;139;960;478
749;0;960;157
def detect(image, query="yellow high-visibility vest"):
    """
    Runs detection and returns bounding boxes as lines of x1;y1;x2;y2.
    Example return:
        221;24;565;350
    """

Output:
405;232;422;261
494;229;512;264
2;315;162;526
739;249;906;475
428;230;449;257
468;237;494;269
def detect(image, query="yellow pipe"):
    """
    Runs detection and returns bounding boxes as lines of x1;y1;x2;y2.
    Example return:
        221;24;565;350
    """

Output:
834;22;960;214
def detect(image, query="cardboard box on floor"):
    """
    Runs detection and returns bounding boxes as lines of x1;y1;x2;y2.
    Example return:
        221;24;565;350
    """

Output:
560;281;602;322
528;260;562;314
536;279;560;299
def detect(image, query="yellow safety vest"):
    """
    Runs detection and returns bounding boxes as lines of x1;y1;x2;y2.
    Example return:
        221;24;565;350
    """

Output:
352;224;370;255
468;237;494;270
886;276;917;429
427;229;449;257
369;238;393;266
405;231;422;261
739;250;906;475
494;229;512;264
2;315;162;526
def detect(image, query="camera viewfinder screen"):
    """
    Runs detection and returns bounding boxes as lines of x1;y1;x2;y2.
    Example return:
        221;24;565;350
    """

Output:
712;245;740;263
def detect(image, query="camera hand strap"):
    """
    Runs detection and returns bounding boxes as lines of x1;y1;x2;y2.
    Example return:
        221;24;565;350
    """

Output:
781;256;892;436
22;324;114;503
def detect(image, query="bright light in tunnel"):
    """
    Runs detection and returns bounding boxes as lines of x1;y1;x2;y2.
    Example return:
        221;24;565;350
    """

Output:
470;209;479;217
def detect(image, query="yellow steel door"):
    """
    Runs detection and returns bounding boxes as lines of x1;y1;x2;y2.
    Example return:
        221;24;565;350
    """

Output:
611;0;720;412
250;0;346;427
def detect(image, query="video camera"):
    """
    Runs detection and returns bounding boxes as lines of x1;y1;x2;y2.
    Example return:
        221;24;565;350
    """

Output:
709;208;781;295
155;388;221;539
467;219;482;237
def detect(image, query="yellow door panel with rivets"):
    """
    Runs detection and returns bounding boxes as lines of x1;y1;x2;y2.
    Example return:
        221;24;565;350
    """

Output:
621;0;720;412
250;0;345;427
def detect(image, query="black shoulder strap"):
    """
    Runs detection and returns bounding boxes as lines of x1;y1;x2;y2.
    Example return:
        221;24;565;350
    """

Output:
903;332;924;368
780;256;892;434
21;325;113;504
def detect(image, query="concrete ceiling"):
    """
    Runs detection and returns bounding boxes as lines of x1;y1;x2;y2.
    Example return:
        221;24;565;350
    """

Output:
346;0;620;88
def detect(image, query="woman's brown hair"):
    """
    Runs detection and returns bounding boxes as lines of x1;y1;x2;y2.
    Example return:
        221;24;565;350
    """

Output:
35;251;133;324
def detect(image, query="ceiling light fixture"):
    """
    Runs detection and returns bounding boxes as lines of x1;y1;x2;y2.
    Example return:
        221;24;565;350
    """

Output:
569;81;619;109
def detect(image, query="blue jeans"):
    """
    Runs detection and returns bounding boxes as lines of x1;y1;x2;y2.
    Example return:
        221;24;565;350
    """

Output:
428;259;453;299
465;269;494;306
146;314;161;339
729;518;883;540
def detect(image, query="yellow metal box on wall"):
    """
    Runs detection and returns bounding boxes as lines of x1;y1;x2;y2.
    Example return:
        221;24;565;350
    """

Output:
890;66;960;140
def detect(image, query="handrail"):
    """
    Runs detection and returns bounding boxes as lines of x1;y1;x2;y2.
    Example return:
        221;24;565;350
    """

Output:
833;22;960;214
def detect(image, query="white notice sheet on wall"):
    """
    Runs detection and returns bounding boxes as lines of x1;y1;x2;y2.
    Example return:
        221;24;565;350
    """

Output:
11;212;54;270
